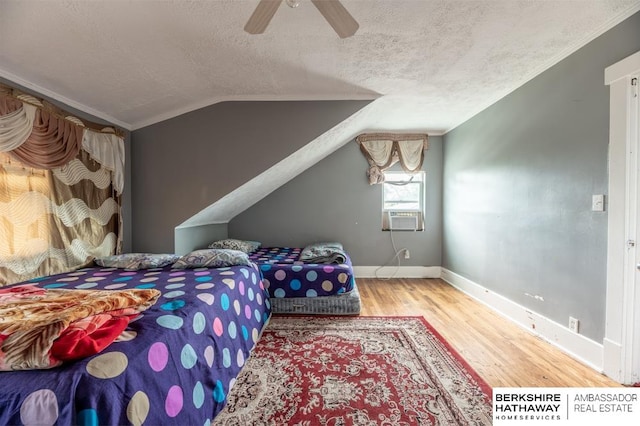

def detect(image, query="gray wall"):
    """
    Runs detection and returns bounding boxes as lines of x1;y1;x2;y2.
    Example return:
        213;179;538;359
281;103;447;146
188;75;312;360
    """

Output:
0;77;133;252
175;223;228;255
230;136;443;267
131;100;370;253
442;11;640;342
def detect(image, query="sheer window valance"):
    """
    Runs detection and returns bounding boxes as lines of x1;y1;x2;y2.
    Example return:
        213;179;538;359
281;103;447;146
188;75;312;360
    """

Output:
356;133;428;184
0;85;125;194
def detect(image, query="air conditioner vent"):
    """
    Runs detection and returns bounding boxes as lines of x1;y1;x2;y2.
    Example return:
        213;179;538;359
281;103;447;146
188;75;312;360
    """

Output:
388;211;419;231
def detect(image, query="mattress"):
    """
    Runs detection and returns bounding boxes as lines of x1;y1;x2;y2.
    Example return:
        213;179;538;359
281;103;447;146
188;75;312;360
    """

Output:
248;246;361;315
269;280;362;315
0;264;271;425
250;246;355;299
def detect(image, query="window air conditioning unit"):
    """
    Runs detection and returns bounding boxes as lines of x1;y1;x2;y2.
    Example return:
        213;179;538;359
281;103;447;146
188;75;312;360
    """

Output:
388;211;419;231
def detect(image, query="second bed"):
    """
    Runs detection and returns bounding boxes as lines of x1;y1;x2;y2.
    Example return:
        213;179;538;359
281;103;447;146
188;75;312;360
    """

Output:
249;246;361;315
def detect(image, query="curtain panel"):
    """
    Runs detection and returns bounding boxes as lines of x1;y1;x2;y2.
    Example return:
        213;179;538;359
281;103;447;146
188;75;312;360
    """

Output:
0;95;38;152
0;152;120;285
0;85;125;286
356;133;428;184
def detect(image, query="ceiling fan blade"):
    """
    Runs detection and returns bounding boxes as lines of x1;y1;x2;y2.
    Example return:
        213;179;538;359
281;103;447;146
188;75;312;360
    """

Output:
311;0;359;38
244;0;284;34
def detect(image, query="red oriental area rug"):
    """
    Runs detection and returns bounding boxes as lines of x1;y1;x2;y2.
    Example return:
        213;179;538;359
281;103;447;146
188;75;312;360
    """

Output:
213;316;492;425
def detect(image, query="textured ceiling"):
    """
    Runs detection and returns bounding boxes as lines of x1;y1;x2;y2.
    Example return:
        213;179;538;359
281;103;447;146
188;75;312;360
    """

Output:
1;0;639;133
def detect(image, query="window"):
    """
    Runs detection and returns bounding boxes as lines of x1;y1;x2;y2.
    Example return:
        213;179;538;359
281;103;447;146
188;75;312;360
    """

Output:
382;171;425;231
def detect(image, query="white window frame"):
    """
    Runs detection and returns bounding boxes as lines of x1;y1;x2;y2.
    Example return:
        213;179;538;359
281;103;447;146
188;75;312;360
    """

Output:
381;171;425;231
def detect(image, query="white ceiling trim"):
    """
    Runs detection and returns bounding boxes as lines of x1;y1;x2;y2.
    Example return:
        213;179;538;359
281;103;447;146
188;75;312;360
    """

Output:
0;66;132;131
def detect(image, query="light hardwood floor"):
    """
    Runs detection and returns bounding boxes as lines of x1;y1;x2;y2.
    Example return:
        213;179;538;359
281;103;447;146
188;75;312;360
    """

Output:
357;278;620;387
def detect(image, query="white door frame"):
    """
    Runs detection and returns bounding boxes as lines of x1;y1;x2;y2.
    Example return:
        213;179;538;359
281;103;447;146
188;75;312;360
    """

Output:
604;50;640;384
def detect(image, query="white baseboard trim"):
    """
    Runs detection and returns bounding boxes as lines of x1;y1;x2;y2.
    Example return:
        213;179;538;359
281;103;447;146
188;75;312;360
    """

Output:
603;338;623;382
353;266;441;279
440;268;604;372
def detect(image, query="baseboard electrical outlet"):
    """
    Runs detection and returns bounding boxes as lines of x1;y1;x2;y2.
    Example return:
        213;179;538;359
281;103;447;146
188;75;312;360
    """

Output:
569;317;580;333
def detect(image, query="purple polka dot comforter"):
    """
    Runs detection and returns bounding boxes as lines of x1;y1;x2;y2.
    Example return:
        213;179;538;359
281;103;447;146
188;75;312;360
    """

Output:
249;247;355;299
0;263;271;425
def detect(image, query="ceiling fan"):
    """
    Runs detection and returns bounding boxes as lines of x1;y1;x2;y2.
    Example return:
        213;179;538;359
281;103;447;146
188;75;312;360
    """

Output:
244;0;359;38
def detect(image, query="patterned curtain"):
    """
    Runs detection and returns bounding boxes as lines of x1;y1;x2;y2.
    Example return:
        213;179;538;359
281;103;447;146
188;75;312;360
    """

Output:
0;84;124;286
0;152;120;286
356;133;428;184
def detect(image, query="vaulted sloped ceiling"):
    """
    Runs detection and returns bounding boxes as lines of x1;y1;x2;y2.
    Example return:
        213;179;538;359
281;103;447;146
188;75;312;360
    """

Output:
2;1;640;252
1;1;639;134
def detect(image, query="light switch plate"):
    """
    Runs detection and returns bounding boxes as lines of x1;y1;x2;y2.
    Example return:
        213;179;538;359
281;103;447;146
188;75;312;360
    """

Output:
592;194;605;212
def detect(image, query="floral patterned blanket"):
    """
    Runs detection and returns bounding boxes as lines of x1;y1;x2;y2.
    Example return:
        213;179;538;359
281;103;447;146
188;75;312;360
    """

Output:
0;284;159;370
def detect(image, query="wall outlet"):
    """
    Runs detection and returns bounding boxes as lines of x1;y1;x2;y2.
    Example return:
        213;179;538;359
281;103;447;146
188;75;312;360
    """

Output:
404;249;410;259
569;317;580;333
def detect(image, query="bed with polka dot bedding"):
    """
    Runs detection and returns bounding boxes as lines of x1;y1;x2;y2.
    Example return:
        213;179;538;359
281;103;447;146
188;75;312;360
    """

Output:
0;263;271;425
249;247;361;315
